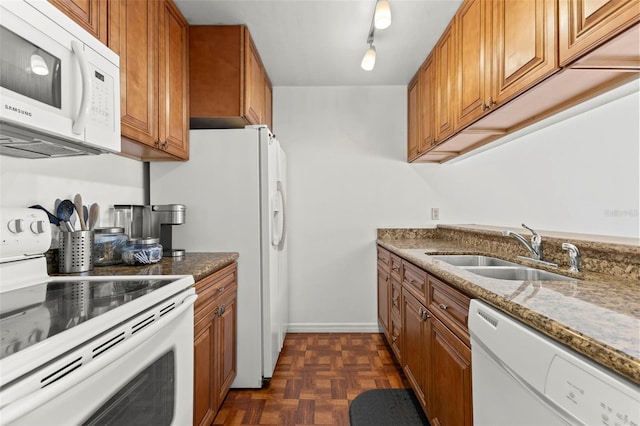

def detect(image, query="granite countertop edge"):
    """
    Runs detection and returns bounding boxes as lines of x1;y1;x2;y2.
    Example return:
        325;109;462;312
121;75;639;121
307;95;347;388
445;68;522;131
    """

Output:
377;238;640;385
60;252;239;282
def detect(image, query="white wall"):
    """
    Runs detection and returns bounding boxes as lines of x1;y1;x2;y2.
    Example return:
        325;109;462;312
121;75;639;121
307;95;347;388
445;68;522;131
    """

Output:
273;84;639;331
0;154;146;228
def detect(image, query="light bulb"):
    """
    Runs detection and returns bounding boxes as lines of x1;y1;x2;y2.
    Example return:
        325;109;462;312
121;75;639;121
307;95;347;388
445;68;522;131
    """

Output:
30;53;49;76
374;0;391;30
361;45;376;71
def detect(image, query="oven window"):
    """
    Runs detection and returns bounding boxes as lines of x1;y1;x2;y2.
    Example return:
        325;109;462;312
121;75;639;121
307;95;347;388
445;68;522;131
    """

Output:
81;351;175;426
0;26;62;108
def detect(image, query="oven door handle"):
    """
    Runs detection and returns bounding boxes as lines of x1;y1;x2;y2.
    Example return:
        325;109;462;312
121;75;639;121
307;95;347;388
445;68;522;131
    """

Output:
0;293;197;425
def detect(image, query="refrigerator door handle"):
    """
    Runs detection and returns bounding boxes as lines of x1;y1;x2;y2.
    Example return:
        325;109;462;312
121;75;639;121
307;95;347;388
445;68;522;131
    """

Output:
271;181;286;247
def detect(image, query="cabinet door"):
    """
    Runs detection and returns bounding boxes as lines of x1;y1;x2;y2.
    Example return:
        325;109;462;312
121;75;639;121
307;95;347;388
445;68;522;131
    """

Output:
491;0;558;105
194;310;216;426
434;22;456;143
402;290;428;411
407;73;420;161
215;291;237;412
559;0;640;65
245;35;265;125
110;0;158;147
456;0;490;128
158;0;189;159
429;316;472;426
377;263;391;336
419;55;435;151
49;0;108;45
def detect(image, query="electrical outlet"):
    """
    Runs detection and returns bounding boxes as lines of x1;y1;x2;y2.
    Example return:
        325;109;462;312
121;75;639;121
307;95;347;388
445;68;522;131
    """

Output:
431;208;440;220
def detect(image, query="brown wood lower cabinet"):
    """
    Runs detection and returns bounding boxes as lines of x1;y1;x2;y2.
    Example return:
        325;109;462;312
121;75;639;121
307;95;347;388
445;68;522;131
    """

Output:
378;246;472;426
193;262;237;426
402;289;430;411
429;314;472;426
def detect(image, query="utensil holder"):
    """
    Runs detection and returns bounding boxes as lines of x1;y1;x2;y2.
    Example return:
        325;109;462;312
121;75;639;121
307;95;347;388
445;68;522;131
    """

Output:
59;230;95;273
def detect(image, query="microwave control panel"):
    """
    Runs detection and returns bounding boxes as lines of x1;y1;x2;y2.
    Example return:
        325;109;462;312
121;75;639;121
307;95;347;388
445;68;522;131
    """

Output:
89;69;114;130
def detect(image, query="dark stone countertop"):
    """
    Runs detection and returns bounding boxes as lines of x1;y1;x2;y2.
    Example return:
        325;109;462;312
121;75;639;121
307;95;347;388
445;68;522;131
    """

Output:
55;252;238;282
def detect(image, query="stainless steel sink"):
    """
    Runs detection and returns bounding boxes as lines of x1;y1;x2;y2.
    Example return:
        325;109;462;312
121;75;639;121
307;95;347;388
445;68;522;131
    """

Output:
428;255;519;267
427;255;575;281
461;266;574;281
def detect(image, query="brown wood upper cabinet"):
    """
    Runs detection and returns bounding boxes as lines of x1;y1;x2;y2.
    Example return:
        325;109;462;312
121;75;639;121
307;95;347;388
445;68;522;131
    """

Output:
409;0;639;163
109;0;189;161
456;0;558;127
434;22;457;143
408;55;435;161
49;0;108;45
190;25;274;130
559;0;640;66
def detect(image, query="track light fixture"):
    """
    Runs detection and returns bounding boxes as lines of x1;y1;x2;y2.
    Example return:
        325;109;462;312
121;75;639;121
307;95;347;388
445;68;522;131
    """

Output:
361;0;391;71
374;0;391;30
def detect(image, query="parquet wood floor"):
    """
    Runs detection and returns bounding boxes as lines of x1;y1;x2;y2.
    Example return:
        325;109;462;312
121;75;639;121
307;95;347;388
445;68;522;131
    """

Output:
213;332;409;425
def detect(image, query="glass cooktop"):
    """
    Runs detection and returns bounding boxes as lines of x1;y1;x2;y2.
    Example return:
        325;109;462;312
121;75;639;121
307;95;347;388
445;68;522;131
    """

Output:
0;278;176;360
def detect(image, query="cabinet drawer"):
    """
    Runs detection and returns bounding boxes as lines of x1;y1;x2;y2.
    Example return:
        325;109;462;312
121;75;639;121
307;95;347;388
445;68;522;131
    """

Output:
402;261;428;305
428;276;470;345
195;263;238;315
390;253;403;281
377;246;391;267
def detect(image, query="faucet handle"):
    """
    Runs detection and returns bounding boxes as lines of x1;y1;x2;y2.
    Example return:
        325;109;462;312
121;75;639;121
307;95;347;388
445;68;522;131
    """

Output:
561;243;580;273
521;223;540;238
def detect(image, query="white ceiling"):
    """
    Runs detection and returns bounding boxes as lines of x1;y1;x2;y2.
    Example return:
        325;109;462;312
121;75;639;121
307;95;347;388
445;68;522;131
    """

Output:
173;0;463;86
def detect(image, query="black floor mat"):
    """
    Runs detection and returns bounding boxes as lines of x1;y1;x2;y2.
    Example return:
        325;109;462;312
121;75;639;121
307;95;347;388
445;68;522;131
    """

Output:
349;388;430;426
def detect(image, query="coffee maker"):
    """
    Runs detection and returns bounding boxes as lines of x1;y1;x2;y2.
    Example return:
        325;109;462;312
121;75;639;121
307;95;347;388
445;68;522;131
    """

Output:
150;204;186;257
113;204;186;257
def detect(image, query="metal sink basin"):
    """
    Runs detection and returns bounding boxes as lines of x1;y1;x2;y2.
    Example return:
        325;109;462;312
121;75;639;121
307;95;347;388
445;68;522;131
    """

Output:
428;255;519;267
461;266;574;281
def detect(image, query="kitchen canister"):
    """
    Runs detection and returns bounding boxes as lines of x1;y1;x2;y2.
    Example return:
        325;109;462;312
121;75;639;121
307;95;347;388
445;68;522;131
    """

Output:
122;237;163;265
93;227;128;266
59;230;95;273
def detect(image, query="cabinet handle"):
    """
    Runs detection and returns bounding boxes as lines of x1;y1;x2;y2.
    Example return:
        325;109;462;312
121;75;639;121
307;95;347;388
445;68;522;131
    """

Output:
481;102;489;112
385;275;389;282
392;335;397;342
217;304;226;316
439;303;448;310
408;278;414;284
392;266;400;271
217;286;225;292
155;140;161;148
418;307;424;317
488;97;496;108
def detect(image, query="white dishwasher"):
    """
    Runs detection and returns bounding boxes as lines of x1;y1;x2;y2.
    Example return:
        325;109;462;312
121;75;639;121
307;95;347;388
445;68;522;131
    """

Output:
469;299;640;426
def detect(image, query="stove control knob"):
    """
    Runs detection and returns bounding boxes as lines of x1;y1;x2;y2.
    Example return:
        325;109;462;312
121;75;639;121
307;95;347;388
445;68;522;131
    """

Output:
7;219;25;234
30;220;46;234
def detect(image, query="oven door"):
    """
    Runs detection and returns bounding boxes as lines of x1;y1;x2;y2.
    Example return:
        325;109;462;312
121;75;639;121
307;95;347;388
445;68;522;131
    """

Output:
1;290;196;426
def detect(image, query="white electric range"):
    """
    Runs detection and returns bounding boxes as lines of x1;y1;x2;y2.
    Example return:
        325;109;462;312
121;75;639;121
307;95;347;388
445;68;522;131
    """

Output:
0;207;196;425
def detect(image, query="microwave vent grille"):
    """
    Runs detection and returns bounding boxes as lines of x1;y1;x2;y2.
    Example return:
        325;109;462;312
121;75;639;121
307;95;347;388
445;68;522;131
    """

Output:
0;121;103;158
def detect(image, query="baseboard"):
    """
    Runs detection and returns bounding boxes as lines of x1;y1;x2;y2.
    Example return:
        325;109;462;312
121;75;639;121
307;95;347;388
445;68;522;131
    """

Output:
286;323;382;333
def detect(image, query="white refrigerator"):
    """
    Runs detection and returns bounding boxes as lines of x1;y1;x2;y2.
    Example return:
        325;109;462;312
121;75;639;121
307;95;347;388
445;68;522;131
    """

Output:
150;125;288;388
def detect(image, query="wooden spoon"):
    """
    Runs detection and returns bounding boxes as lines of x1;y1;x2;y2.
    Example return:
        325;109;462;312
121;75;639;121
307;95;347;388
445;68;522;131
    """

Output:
74;193;87;231
88;203;100;230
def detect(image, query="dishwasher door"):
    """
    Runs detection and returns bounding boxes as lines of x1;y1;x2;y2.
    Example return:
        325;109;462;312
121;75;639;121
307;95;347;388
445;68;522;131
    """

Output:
469;299;640;426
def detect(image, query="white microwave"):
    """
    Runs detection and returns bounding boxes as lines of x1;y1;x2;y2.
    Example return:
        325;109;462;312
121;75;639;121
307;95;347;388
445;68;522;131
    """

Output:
0;0;120;159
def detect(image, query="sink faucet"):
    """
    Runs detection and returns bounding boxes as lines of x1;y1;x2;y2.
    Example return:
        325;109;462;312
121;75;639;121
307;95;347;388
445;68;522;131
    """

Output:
561;243;580;272
502;223;543;261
